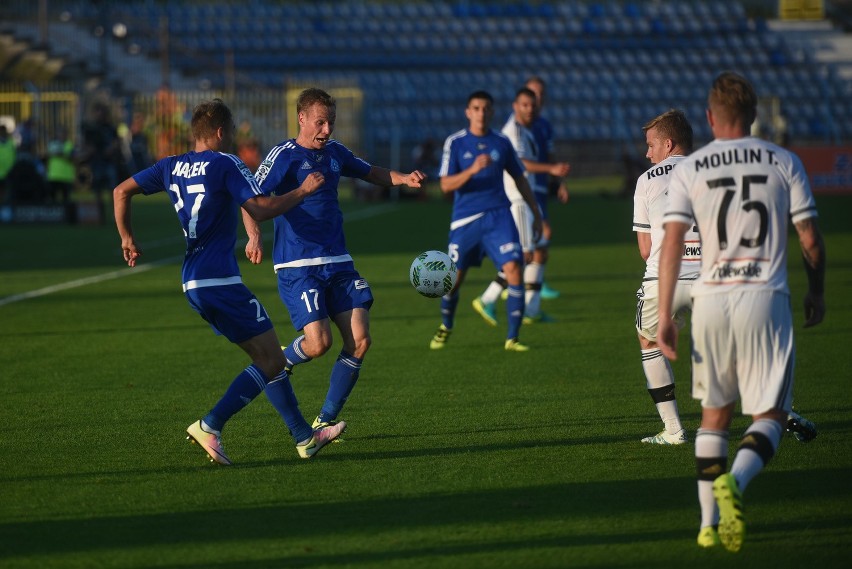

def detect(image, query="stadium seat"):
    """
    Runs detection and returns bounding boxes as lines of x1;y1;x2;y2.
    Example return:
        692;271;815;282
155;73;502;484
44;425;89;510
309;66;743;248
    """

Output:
62;0;843;150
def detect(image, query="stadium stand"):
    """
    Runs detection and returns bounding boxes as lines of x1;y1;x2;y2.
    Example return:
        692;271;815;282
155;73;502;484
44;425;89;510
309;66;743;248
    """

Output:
1;0;850;173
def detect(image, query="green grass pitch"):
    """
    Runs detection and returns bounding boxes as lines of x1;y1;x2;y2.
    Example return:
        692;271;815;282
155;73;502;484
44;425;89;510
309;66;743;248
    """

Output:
0;181;850;568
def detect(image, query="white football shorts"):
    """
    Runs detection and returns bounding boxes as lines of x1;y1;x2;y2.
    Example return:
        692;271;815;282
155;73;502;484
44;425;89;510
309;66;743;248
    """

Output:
509;200;536;253
635;279;693;341
690;290;795;415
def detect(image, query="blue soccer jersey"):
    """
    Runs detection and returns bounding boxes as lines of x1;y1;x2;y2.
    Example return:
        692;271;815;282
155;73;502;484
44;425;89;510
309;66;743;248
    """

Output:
132;150;262;289
255;139;371;271
439;128;524;221
529;115;554;191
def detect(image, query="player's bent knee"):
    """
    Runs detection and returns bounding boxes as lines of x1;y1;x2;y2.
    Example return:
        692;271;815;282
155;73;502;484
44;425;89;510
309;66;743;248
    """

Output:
302;337;333;358
638;335;658;350
255;354;289;379
502;262;523;284
347;335;371;359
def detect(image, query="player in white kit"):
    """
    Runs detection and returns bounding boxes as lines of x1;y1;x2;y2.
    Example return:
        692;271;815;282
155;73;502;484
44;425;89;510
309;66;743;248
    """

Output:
657;72;826;552
632;109;697;445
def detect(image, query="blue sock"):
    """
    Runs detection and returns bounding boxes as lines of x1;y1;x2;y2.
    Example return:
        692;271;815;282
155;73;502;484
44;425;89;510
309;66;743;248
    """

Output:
506;284;525;340
203;364;267;432
440;291;460;329
283;334;312;371
264;370;312;443
317;351;362;423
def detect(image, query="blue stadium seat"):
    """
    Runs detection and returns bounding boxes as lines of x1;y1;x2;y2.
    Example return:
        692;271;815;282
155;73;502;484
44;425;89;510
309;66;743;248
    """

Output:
107;0;849;147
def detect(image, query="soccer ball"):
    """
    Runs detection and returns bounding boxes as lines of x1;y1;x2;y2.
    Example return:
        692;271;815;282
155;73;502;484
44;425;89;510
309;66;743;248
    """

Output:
409;250;458;298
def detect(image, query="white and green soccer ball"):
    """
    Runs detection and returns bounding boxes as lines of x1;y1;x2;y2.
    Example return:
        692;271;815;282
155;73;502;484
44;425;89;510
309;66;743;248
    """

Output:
409;250;458;298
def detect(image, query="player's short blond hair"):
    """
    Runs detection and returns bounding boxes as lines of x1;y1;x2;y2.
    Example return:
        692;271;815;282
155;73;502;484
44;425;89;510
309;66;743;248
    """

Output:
643;109;693;154
708;71;757;128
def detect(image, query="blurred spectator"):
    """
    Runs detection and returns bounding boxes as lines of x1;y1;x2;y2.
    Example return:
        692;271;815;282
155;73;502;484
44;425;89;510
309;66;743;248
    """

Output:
412;137;439;179
116;109;133;182
0;124;15;200
619;145;647;199
80;101;125;222
236;120;261;172
153;83;189;158
128;111;153;171
45;126;77;218
5;143;46;205
773;113;790;147
15;118;38;154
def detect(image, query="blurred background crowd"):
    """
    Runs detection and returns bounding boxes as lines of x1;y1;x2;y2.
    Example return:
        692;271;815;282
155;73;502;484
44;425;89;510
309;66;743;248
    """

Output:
1;0;850;223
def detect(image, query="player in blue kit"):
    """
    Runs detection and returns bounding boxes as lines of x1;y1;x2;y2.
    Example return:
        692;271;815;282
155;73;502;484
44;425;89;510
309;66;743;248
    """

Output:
475;85;570;325
525;76;570;301
113;98;345;465
248;88;426;430
430;90;542;352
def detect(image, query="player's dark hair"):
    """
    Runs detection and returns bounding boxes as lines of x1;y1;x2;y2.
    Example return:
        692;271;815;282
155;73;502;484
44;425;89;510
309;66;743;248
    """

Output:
514;87;537;102
467;90;494;106
191;98;232;141
643;109;694;154
525;76;546;89
709;71;757;128
297;88;336;115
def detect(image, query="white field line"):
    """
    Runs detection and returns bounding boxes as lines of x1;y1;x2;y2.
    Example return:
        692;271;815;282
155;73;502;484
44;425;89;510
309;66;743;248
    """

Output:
0;203;398;307
0;256;183;307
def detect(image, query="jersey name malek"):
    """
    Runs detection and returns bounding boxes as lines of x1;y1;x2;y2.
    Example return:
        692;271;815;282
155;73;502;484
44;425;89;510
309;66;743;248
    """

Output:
694;148;778;171
171;161;210;178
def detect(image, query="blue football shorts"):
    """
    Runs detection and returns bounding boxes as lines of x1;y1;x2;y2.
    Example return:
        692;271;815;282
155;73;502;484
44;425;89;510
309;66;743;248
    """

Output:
277;261;374;331
449;207;522;271
185;283;274;344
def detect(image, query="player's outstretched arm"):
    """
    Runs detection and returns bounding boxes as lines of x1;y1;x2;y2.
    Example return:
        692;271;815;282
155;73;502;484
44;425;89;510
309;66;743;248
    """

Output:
363;166;427;188
243;171;324;223
113;177;144;267
519;158;565;176
795;217;826;328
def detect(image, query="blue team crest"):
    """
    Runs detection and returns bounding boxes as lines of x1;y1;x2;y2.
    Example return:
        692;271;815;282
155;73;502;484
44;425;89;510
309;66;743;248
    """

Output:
331;158;340;172
490;149;500;161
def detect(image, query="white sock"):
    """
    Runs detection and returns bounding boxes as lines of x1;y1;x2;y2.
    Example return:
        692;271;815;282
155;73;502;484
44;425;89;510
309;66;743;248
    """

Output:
641;348;683;434
524;262;543;316
731;418;783;492
481;274;506;304
696;429;728;528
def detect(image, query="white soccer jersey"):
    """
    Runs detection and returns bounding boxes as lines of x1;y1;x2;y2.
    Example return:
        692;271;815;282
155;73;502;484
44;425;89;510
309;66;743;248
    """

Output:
633;155;701;280
501;113;542;201
663;137;818;296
